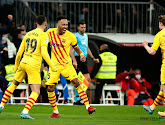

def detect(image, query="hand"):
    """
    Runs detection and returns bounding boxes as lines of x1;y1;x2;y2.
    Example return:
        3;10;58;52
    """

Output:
128;68;134;74
93;58;99;63
72;60;78;70
138;79;143;83
3;47;8;51
14;66;18;72
142;40;148;47
80;55;86;62
8;14;13;20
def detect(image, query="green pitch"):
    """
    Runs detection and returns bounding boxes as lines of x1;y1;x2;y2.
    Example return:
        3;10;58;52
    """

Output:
0;105;165;125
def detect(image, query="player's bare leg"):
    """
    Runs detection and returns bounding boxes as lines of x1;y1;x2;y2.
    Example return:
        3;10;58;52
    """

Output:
71;78;96;114
83;73;91;83
47;85;60;118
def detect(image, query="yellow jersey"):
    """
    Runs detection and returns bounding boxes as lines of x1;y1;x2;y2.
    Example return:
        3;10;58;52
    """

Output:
151;28;165;63
46;28;77;66
18;28;49;69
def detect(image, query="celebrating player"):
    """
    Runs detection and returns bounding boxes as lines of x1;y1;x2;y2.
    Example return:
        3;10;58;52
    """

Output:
46;15;96;118
0;15;57;119
142;15;165;117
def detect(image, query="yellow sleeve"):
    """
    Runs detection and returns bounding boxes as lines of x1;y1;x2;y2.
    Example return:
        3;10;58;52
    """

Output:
151;32;160;51
41;33;49;47
70;33;77;47
14;38;25;72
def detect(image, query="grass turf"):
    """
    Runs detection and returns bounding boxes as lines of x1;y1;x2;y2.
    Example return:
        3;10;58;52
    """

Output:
0;105;165;125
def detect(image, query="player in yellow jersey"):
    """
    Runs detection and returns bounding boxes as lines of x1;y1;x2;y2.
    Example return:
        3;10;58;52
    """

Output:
142;15;165;116
0;15;57;119
45;15;96;118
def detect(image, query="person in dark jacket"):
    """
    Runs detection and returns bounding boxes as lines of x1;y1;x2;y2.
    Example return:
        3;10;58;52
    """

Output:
91;44;118;104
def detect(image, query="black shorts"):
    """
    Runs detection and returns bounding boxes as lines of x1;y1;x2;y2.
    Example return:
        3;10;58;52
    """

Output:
75;56;89;74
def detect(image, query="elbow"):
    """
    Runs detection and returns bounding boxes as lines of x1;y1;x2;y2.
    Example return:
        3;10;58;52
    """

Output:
149;50;156;55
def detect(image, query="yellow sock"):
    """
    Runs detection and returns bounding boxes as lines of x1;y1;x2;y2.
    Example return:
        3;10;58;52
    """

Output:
47;91;58;111
151;91;164;109
1;83;17;106
76;85;89;106
24;92;39;112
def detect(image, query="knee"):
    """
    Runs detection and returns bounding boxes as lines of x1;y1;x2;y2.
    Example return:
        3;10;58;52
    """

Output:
46;85;55;92
13;79;20;86
35;90;40;95
71;78;80;88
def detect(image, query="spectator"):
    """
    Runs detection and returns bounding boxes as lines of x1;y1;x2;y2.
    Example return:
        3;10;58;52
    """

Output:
0;75;11;94
115;68;138;105
12;29;24;51
17;24;26;34
0;42;8;77
0;14;13;41
91;44;118;104
1;34;16;65
129;68;154;105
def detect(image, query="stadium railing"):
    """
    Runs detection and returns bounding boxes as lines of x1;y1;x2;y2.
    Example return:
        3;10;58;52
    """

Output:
15;0;165;34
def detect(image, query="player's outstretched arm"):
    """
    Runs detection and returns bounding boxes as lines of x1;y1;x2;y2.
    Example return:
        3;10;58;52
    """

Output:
142;40;156;55
70;46;77;69
41;46;57;72
74;46;86;62
87;47;99;63
14;40;25;72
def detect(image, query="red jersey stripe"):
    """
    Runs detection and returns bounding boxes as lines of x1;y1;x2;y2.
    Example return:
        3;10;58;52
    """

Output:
6;90;12;94
1;100;5;103
82;97;88;100
26;103;32;107
157;97;162;102
52;31;66;60
154;102;158;106
155;100;160;105
26;100;33;105
48;95;56;99
28;98;36;102
79;91;85;95
80;94;86;98
4;93;10;98
56;34;68;56
49;99;55;102
2;97;8;101
158;94;164;98
49;32;64;65
52;105;57;108
84;100;88;103
25;106;30;110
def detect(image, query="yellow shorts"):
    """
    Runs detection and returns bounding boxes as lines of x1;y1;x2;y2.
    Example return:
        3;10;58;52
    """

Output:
161;63;165;85
14;62;41;84
46;63;77;85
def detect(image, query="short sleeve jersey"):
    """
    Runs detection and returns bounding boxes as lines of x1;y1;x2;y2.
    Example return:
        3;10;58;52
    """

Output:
74;32;88;57
151;28;165;63
20;28;49;69
46;28;77;65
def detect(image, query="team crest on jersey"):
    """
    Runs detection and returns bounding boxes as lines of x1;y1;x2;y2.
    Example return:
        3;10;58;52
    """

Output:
62;39;66;43
45;38;48;44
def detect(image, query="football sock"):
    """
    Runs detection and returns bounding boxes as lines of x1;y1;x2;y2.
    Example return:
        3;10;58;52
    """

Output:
1;83;17;106
76;85;89;108
150;91;164;110
47;91;58;112
24;92;39;112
